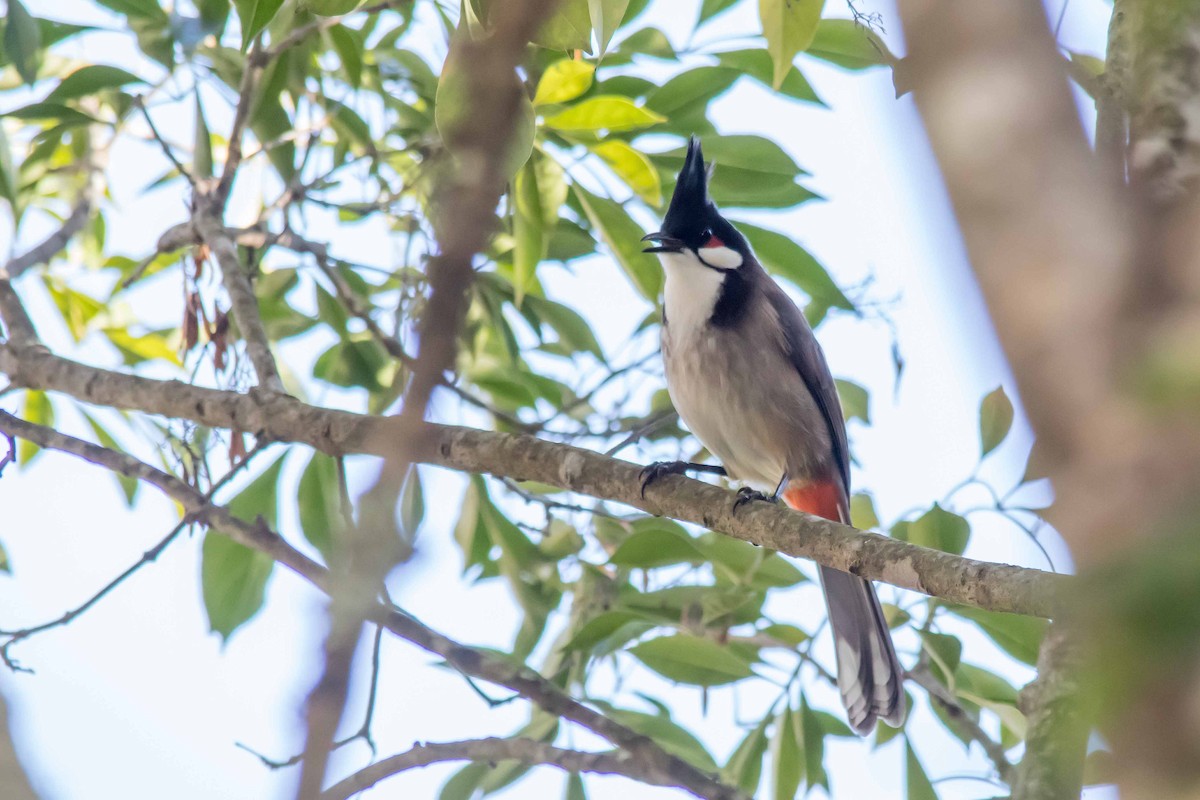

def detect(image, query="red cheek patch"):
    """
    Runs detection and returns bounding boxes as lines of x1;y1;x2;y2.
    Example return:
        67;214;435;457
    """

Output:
703;234;724;249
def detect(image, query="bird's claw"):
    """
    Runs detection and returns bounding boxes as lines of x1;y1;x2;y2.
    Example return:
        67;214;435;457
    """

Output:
639;460;689;498
732;487;778;512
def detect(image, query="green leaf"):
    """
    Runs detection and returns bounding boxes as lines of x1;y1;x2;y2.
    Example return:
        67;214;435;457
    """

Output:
2;103;97;126
761;623;809;647
770;705;803;800
313;337;390;392
800;694;829;791
96;0;166;19
439;763;487;800
564;772;587;800
658;134;805;177
298;452;342;561
599;704;718;771
233;0;283;49
699;0;742;25
758;0;825;89
807;18;895;70
722;712;771;794
588;0;629;57
544;95;665;133
590;140;662;206
4;0;41;85
736;222;851;313
836;379;869;424
979;386;1014;458
646;66;737;118
609;519;703;568
512;152;566;304
904;503;970;556
534;58;595;105
572;184;662;300
534;0;592;52
565;610;649;653
203;454;285;641
950;604;1047;666
18;390;52;465
630;634;755;686
524;295;604;359
919;630;963;686
104;327;182;365
716;49;823;104
45;65;144;102
850;492;879;530
193;93;213;178
303;0;360;14
905;741;938;800
399;464;424;541
328;24;363;87
697;532;806;588
81;411;139;505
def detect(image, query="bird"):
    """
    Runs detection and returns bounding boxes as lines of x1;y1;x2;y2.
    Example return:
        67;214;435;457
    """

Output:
639;136;906;735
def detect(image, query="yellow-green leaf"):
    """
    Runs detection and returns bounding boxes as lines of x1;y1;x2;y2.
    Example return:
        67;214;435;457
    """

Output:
590;140;662;206
301;0;360;14
544;95;665;133
18;390;52;465
534;59;595;105
905;741;937;800
4;0;41;85
572;184;662;300
807;18;895;70
979;385;1014;457
758;0;825;89
771;705;803;800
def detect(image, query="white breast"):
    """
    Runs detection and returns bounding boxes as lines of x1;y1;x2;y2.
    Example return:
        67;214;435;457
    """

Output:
658;250;725;341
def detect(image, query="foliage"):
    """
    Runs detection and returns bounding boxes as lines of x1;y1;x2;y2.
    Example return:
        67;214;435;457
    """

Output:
0;0;1102;798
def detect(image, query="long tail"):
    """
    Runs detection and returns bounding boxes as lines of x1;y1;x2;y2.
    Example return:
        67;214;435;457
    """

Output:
783;480;906;735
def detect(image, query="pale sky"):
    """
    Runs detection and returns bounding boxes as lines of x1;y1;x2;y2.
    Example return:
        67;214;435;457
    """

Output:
0;1;1113;799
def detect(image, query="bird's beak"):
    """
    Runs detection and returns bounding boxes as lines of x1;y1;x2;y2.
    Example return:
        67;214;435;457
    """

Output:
641;232;684;254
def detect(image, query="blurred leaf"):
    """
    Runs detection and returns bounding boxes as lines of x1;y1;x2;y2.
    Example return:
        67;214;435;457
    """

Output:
919;630;963;686
850;492;879;529
96;0;166;18
591;140;662;206
3;103;97;126
328;24;363;87
193;92;213;178
630;633;756;686
440;763;488;800
697;532;805;588
534;0;592;52
836;378;869;424
699;0;741;25
4;0;40;85
203;455;284;641
588;0;629;57
303;0;359;14
233;0;283;49
905;741;937;800
81;410;139;505
807;18;895;70
761;622;809;647
104;327;182;366
18;390;52;465
564;772;588;800
903;503;970;556
800;694;829;791
46;65;144;102
951;605;1047;666
979;386;1014;458
771;705;803;800
758;0;825;88
716;49;823;104
598;704;718;771
609;519;702;568
437;47;534;177
544;95;665;133
314;337;390;392
298;452;341;561
573;184;662;300
524;295;604;359
534;58;595;105
736;222;851;313
722;712;771;794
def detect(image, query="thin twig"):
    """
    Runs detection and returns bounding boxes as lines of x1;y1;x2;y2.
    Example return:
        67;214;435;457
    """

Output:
134;94;195;186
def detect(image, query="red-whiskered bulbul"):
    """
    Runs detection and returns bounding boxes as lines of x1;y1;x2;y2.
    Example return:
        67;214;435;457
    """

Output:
639;137;906;734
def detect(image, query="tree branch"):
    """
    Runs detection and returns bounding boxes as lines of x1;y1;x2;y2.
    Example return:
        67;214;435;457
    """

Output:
0;409;746;800
319;737;710;800
0;344;1069;616
1012;623;1088;800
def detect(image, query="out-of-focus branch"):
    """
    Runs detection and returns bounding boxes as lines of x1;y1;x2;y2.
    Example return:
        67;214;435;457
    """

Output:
0;280;38;347
896;0;1139;565
908;665;1014;784
194;215;285;393
0;343;1070;617
216;40;265;204
0;409;745;800
1095;0;1130;182
319;737;709;800
295;3;560;797
0;689;38;800
1012;623;1088;800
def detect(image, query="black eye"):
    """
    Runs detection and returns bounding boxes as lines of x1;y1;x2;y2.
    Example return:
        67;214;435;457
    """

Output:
700;227;713;241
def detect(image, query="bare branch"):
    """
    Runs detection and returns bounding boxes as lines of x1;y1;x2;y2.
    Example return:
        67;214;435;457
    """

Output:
319;737;716;800
0;407;745;800
0;343;1069;616
4;199;95;280
216;39;266;205
195;216;286;393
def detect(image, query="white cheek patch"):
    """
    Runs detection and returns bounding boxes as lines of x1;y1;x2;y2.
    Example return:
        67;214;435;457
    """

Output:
697;245;743;270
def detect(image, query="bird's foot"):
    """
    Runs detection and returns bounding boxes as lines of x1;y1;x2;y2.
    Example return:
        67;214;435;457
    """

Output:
639;460;690;498
732;487;779;512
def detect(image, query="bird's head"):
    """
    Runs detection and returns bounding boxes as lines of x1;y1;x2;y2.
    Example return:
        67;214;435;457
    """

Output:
642;136;749;271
